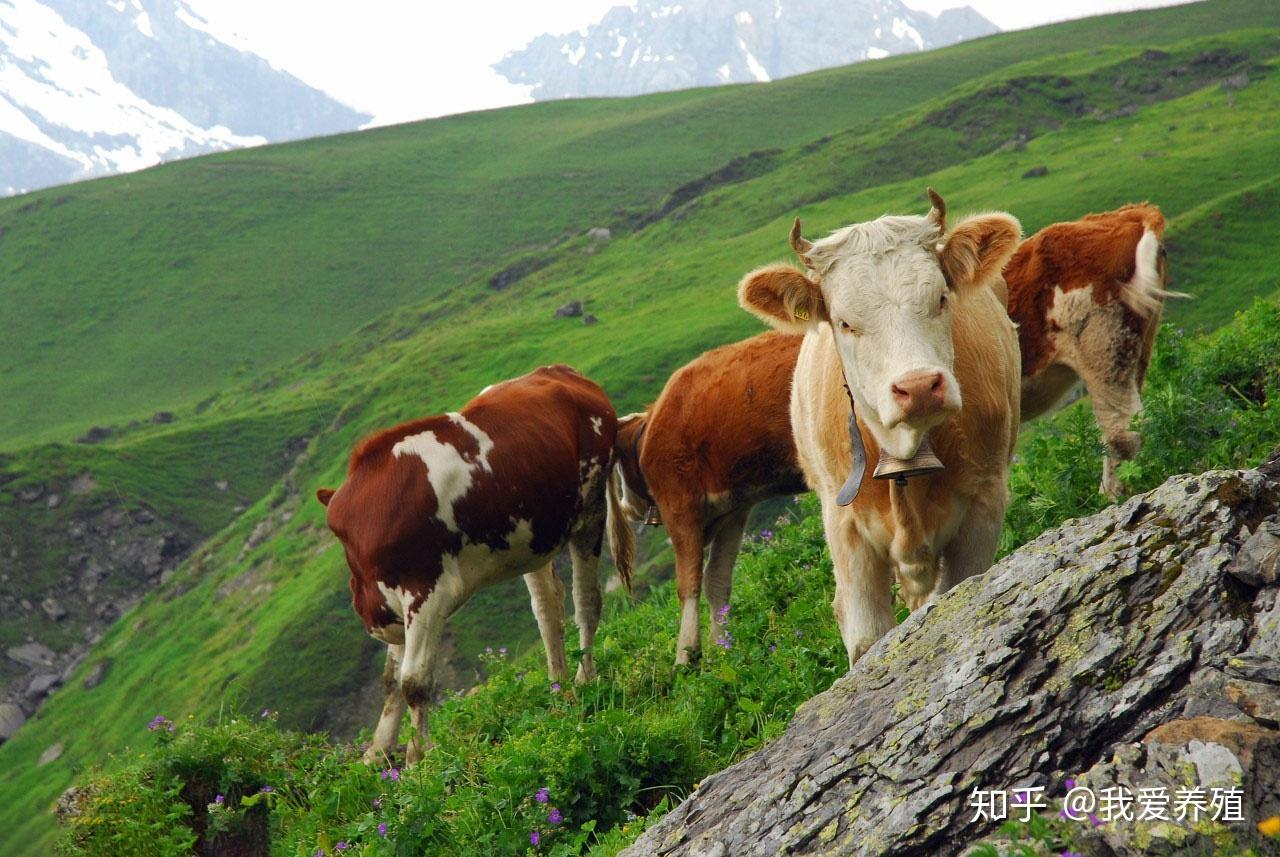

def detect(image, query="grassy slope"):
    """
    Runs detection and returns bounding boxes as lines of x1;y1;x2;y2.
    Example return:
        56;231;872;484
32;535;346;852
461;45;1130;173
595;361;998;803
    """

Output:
0;0;1274;448
1;2;1279;851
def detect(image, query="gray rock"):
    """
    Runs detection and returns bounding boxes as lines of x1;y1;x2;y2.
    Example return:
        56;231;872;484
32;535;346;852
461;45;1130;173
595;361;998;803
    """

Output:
586;226;612;242
45;493;61;509
25;672;61;700
82;659;111;690
37;742;63;767
1228;520;1280;586
6;642;56;669
1021;165;1049;178
0;702;26;742
40;597;67;621
151;411;175;424
1221;71;1250;91
555;300;584;318
583;313;599;326
214;480;229;492
624;466;1280;856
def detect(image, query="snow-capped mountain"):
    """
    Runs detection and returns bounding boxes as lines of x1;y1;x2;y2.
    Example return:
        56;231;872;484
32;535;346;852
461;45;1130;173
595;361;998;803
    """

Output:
494;0;999;100
0;0;369;195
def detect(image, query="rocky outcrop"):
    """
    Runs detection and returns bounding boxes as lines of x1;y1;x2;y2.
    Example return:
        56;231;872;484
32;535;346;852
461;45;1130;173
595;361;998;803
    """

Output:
625;454;1280;856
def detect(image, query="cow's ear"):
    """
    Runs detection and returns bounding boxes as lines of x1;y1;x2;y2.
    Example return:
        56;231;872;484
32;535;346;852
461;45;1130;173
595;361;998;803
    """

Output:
316;487;336;507
738;264;827;333
938;213;1021;293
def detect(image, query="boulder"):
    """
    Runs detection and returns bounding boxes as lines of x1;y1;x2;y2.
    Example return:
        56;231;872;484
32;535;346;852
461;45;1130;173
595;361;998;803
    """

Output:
37;742;63;766
555;300;584;318
624;462;1280;856
6;642;56;669
0;703;25;742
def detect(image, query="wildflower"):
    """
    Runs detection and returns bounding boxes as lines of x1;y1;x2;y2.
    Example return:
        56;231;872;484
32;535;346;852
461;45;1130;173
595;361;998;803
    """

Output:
1013;790;1028;805
485;646;493;654
767;644;777;653
1258;815;1280;836
761;528;774;540
1062;851;1082;857
1088;812;1102;828
314;850;325;857
716;604;730;619
499;646;508;655
715;634;733;650
146;714;172;732
335;843;348;852
550;682;561;693
1065;778;1076;789
259;785;274;794
372;797;382;809
381;767;400;782
261;708;271;718
378;822;388;837
530;830;541;846
535;787;550;804
548;808;563;825
214;794;225;805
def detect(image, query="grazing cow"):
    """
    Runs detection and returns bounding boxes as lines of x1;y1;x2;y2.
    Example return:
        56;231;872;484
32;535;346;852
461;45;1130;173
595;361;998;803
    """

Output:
614;331;807;664
739;190;1022;665
317;365;635;764
1005;203;1183;499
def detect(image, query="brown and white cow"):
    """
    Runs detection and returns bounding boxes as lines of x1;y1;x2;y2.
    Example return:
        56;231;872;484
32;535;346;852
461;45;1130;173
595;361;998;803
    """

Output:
317;365;635;764
613;330;807;664
1005;203;1183;499
739;190;1022;665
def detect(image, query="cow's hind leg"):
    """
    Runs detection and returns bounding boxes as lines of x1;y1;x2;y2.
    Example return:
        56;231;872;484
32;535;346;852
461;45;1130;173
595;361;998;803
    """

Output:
1080;370;1144;501
569;527;604;683
525;562;571;685
668;510;707;666
704;508;749;644
399;578;465;766
823;500;894;668
937;497;1004;596
363;644;406;764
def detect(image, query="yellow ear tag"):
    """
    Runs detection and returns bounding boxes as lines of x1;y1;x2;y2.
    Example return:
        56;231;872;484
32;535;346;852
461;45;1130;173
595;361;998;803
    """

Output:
794;308;810;320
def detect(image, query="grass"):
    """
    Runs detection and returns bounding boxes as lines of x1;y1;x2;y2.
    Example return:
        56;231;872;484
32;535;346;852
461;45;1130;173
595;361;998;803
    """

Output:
1;2;1279;852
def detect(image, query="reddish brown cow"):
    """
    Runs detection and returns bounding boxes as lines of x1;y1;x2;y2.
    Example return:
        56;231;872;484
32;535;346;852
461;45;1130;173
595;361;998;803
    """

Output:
614;331;807;664
317;365;634;764
1006;203;1185;498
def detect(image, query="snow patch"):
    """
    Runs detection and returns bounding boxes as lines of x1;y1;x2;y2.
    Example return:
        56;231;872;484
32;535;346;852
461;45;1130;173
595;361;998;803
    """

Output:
134;10;154;38
738;38;770;82
891;17;924;50
611;34;627;58
561;42;586;65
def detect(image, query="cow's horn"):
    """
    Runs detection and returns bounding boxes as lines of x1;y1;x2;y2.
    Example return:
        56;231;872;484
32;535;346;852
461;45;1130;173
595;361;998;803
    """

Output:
926;187;946;233
789;217;813;257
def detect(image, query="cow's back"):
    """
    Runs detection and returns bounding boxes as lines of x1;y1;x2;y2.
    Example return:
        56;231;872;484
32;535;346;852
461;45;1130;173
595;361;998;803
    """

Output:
641;331;806;504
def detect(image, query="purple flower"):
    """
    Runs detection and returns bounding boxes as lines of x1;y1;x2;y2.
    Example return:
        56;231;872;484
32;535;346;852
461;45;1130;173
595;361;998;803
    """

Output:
535;787;550;804
760;529;774;540
259;785;273;794
1013;790;1028;805
485;646;493;654
1062;851;1082;857
335;843;348;852
214;794;225;805
1065;778;1076;789
716;604;730;619
314;850;325;857
1089;812;1102;828
499;646;508;655
261;708;271;718
530;830;541;846
548;807;564;825
715;631;734;650
767;644;777;653
147;714;172;732
550;682;561;693
381;767;400;782
372;797;382;809
378;822;388;837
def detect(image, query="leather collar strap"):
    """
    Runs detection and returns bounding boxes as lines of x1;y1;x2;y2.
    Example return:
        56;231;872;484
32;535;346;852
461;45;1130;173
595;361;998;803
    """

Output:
830;326;867;507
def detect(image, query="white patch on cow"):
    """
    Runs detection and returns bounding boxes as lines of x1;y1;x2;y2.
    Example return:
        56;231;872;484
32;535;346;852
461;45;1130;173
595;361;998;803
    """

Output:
578;457;605;508
1120;229;1187;318
590;416;603;436
478;383;495;396
391;413;493;530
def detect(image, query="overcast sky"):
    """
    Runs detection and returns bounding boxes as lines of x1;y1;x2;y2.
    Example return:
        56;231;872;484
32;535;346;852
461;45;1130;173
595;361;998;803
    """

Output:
184;0;1193;126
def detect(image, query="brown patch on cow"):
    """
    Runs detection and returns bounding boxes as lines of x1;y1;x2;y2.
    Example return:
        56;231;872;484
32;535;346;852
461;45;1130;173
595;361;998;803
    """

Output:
316;487;336;506
738;264;828;332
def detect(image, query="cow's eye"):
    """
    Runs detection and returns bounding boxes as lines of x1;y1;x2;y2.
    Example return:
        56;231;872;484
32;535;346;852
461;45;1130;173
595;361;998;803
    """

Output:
839;320;863;337
939;293;949;310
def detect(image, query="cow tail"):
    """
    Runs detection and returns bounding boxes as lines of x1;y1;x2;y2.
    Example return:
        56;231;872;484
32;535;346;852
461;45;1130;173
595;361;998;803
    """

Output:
606;465;636;594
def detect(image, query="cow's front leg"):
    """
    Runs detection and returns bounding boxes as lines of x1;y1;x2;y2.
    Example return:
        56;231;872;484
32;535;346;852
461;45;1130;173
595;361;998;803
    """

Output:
363;644;405;764
525;562;570;685
937;498;1004;595
704;508;749;641
823;500;894;668
399;577;464;766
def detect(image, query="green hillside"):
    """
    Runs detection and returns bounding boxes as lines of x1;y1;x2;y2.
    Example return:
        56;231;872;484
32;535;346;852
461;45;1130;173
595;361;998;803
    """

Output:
1;0;1279;852
0;0;1275;448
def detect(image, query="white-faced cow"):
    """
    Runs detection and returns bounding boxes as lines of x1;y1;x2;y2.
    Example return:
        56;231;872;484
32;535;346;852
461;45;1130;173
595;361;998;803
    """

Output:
613;330;807;665
739;190;1022;665
317;365;635;764
1005;203;1184;499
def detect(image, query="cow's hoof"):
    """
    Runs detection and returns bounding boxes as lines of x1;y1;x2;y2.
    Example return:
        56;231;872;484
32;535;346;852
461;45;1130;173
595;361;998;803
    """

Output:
575;662;597;684
673;647;702;669
361;745;395;765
